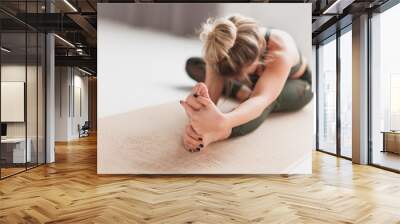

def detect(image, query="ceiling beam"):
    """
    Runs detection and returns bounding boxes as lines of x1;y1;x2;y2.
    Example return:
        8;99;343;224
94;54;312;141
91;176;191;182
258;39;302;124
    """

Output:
55;55;96;69
312;15;335;33
322;0;356;14
67;13;97;45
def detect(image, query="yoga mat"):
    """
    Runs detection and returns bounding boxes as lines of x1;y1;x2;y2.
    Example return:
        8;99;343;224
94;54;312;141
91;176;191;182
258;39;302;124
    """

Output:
98;100;313;174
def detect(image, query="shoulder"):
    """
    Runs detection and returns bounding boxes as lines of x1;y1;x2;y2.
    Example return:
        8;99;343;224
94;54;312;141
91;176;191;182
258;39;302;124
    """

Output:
268;29;296;50
265;51;292;71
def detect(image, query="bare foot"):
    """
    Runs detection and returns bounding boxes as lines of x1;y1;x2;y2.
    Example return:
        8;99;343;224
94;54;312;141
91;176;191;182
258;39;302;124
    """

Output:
200;128;232;150
182;124;231;153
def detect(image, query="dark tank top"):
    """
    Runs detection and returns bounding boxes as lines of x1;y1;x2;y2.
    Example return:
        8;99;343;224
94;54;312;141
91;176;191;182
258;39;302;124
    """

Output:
249;28;304;85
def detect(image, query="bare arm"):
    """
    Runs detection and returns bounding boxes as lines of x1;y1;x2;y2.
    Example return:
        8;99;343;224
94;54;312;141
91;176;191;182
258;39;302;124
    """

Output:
224;54;291;128
205;64;253;103
204;64;224;104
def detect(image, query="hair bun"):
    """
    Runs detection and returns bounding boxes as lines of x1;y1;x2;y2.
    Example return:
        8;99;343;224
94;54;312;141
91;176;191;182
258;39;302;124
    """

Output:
199;17;237;64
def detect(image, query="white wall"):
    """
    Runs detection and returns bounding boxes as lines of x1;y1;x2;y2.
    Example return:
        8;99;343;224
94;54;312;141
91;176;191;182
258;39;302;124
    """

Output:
1;82;25;122
97;18;201;118
55;67;69;141
72;73;89;138
55;67;89;141
1;65;40;138
217;3;312;61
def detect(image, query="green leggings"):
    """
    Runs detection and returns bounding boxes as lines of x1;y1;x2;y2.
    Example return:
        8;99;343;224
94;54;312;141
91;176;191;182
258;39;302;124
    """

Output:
229;67;313;137
185;57;314;138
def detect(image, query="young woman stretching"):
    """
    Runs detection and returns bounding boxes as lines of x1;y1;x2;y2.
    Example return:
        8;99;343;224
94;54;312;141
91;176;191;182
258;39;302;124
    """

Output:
180;14;313;152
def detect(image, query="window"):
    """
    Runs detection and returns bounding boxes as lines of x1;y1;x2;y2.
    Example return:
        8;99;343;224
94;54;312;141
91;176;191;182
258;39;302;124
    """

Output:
339;28;352;158
317;27;353;159
317;36;337;154
0;1;47;179
370;2;400;171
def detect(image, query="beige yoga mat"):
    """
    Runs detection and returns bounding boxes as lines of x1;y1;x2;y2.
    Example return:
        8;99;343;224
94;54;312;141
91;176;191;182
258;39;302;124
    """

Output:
98;100;313;174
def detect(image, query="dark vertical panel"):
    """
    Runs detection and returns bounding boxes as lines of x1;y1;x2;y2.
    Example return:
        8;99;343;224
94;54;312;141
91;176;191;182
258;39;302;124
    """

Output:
39;31;46;165
69;69;71;118
336;29;341;157
44;4;47;164
60;68;62;117
36;0;39;167
88;77;97;132
0;26;2;179
316;45;319;150
72;68;75;118
25;0;28;171
367;11;373;165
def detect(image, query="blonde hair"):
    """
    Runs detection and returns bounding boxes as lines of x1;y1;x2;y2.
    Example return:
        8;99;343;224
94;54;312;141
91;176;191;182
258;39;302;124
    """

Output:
199;14;266;78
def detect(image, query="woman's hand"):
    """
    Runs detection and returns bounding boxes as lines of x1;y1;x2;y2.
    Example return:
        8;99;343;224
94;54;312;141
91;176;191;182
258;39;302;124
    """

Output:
183;82;210;112
180;82;232;152
180;96;229;135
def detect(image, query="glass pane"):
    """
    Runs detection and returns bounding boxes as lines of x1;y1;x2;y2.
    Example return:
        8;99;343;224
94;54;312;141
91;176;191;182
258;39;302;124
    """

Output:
1;31;27;177
371;3;400;171
340;29;352;158
318;37;337;154
38;33;46;165
0;1;46;178
27;31;38;169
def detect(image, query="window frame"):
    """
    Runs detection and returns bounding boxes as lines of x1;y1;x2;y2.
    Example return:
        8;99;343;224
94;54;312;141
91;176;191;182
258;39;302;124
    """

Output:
315;24;353;161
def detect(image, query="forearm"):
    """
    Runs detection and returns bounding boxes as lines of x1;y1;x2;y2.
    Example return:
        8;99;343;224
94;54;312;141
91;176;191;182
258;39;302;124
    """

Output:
224;95;273;128
207;80;223;104
224;56;290;128
205;65;224;104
